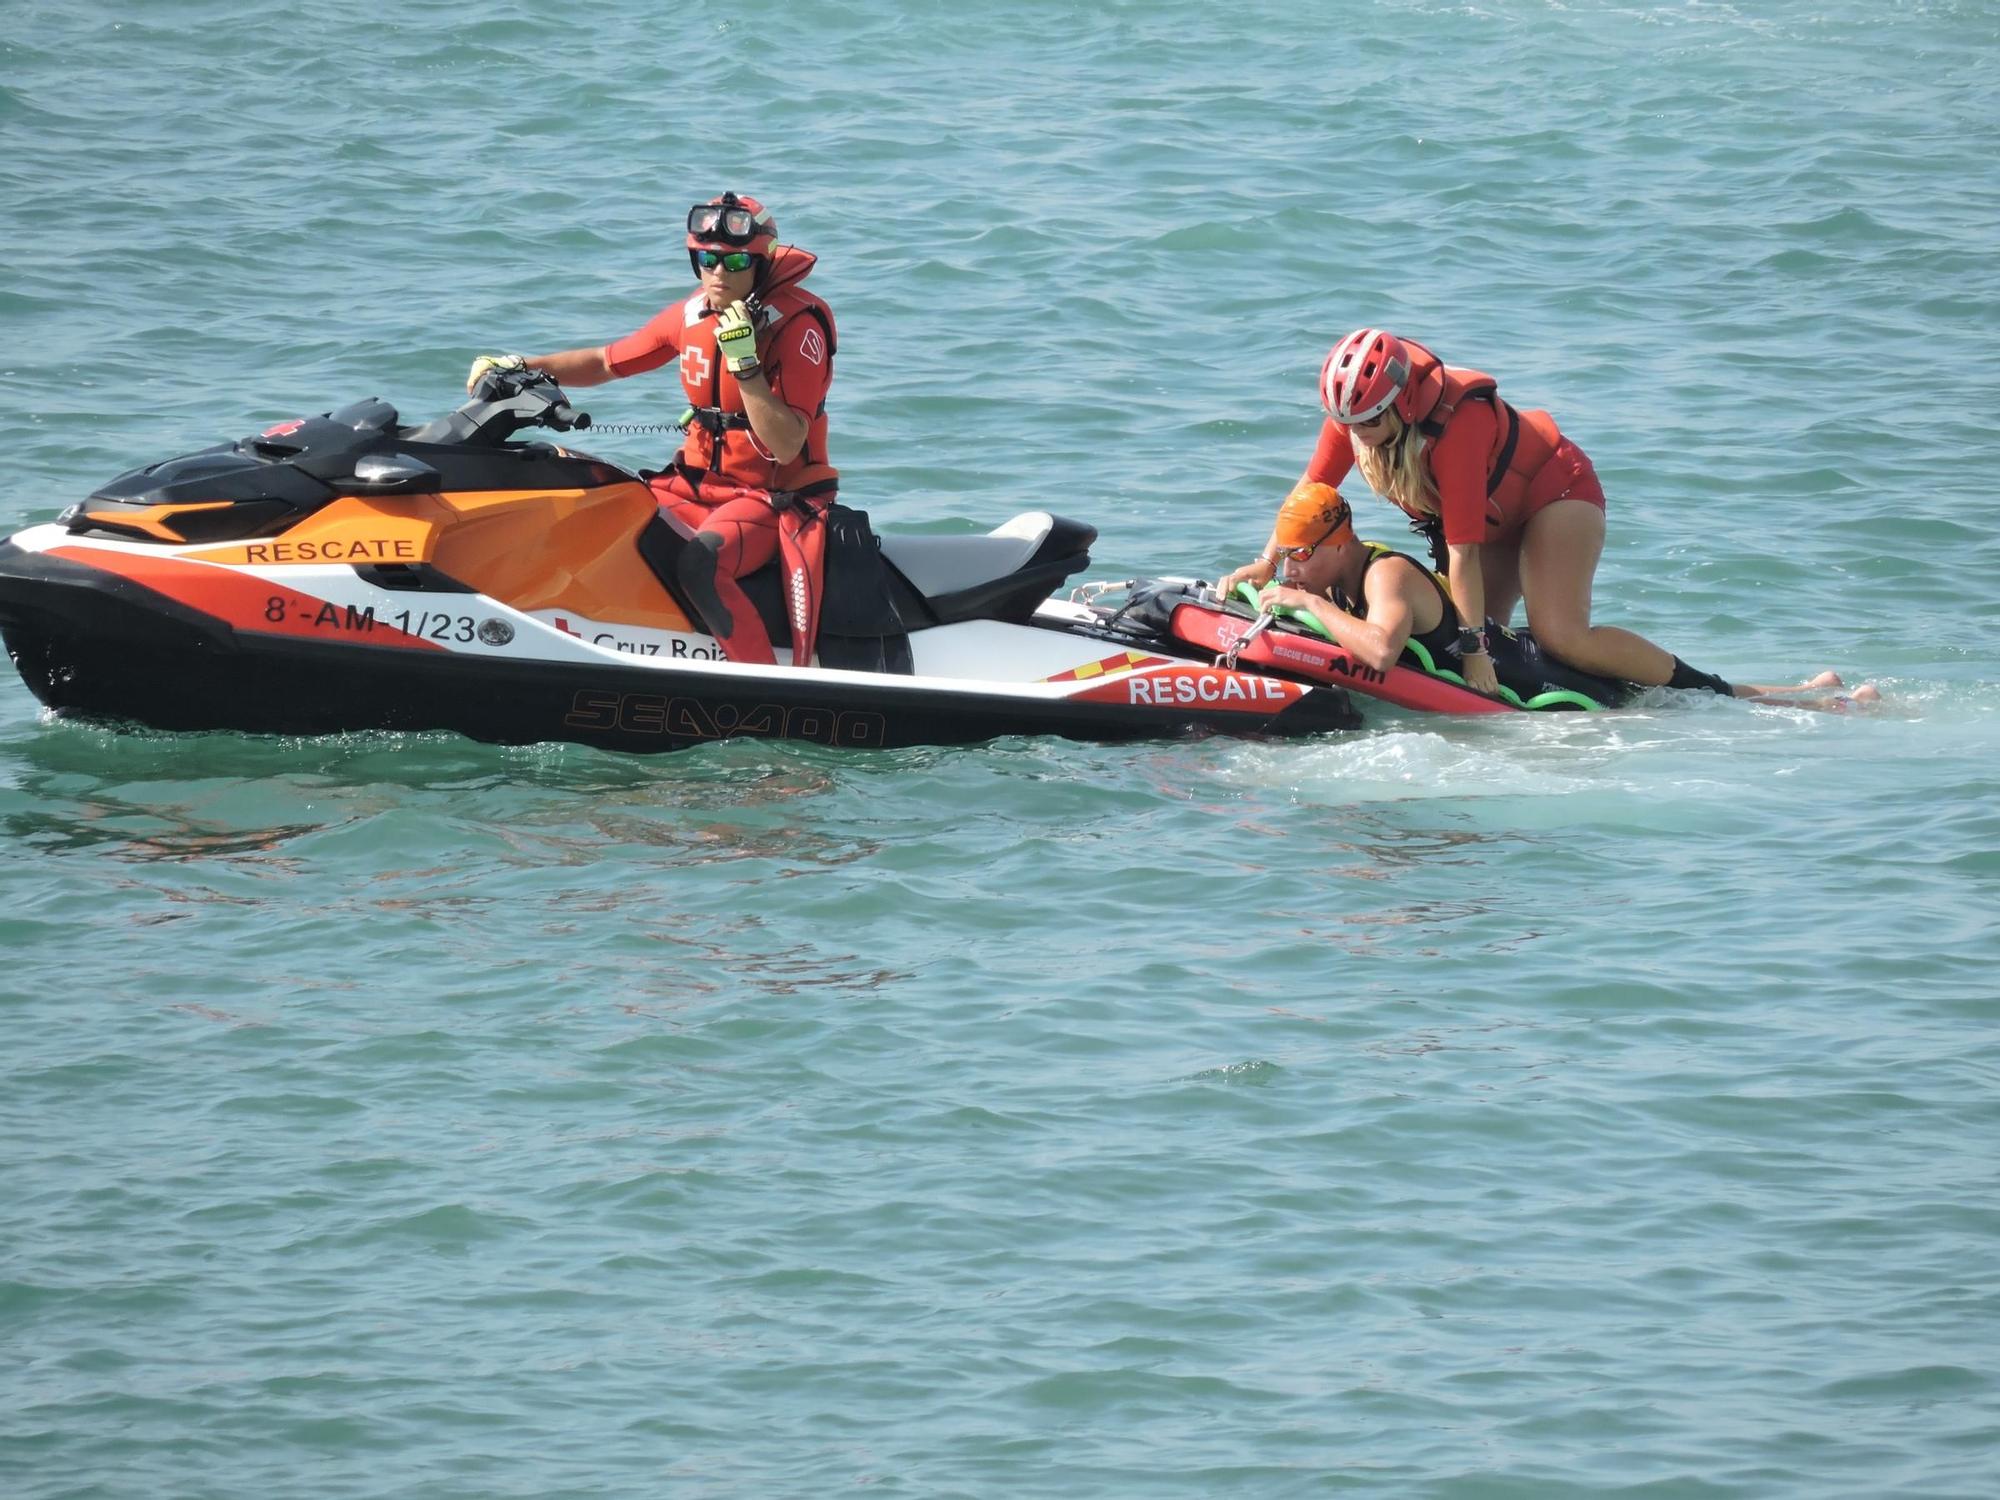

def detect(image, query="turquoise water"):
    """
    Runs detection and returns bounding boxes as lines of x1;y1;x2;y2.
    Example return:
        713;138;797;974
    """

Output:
5;2;1999;1496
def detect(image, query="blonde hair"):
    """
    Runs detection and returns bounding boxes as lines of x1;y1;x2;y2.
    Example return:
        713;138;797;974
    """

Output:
1351;412;1436;518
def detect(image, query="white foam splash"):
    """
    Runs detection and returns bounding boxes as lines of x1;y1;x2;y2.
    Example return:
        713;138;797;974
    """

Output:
1221;679;1988;819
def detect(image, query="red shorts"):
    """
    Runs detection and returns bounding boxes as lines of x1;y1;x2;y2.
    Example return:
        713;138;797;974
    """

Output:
1493;439;1605;544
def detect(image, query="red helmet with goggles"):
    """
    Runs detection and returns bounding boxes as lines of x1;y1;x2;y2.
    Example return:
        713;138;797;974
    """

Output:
686;191;778;270
1320;328;1411;426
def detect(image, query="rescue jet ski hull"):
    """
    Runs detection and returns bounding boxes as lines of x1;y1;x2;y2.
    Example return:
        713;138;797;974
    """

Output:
0;375;1358;752
0;534;1352;751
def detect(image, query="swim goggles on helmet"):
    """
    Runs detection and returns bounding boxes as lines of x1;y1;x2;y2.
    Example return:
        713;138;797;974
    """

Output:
687;197;762;245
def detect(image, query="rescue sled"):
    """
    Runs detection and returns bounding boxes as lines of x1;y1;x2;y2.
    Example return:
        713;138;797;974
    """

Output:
1040;579;1635;713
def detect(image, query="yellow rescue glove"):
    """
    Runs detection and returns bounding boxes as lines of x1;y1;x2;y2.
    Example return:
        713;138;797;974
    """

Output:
465;353;527;394
715;301;762;380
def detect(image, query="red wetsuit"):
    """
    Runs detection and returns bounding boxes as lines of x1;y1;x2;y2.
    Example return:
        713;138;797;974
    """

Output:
1306;354;1603;548
603;248;836;664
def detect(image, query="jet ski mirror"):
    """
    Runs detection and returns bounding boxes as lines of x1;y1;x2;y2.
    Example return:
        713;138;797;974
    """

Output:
349;453;442;493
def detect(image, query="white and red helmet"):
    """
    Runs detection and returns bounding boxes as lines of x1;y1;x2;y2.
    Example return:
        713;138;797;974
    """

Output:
1320;328;1412;425
686;192;778;262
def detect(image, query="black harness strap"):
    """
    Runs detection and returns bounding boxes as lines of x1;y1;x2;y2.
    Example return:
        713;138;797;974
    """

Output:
1408;512;1449;574
768;475;841;514
684;406;753;435
1486;400;1522;499
1415;386;1521;508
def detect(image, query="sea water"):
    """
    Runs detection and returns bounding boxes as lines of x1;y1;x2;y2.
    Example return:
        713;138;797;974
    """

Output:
3;2;1997;1495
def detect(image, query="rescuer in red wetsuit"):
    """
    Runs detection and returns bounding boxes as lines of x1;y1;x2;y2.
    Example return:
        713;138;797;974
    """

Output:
465;192;837;666
1216;328;1736;700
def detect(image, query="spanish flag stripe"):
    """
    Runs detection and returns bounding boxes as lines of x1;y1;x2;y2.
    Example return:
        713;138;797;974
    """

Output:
1042;651;1171;684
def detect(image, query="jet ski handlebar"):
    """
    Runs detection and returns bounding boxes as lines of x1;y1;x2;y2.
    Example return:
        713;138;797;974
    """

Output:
541;395;591;433
478;367;591;431
406;368;592;446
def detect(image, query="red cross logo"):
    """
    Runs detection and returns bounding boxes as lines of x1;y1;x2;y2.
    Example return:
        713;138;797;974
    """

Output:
681;347;711;384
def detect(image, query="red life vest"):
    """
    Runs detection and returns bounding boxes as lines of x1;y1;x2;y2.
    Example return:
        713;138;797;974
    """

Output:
676;248;838;496
1399;339;1568;516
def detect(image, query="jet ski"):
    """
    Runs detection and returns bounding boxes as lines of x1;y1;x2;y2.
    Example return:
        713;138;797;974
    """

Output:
1042;578;1637;713
0;371;1358;753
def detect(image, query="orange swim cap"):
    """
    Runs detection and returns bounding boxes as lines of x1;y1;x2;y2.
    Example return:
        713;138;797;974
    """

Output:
1273;482;1354;553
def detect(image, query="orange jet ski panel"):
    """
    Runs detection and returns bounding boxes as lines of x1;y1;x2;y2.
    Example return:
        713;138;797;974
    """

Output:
185;494;449;567
430;481;697;633
187;483;699;634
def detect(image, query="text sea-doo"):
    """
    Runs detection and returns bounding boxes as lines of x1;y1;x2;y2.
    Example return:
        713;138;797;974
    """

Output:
0;374;1358;753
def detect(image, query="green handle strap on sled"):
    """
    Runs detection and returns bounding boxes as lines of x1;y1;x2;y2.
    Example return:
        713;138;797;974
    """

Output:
1233;582;1606;712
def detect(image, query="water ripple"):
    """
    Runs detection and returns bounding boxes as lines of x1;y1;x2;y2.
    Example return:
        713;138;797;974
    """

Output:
5;2;2000;1497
